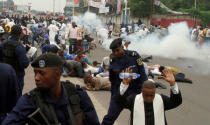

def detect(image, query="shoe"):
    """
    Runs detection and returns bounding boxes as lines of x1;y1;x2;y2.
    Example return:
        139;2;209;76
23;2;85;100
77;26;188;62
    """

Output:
148;55;153;60
185;78;193;84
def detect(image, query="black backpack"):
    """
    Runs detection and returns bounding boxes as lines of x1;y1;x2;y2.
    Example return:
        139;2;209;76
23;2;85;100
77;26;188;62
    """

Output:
1;40;21;73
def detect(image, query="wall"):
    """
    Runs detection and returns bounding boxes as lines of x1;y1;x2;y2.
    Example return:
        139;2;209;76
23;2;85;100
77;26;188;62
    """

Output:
97;13;206;28
150;14;202;28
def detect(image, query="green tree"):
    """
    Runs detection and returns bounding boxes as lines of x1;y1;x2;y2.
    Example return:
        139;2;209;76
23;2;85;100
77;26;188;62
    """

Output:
128;0;153;18
200;11;210;26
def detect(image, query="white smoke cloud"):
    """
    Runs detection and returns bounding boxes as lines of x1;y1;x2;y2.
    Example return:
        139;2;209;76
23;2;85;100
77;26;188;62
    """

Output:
103;22;210;61
72;12;210;62
72;12;109;41
71;13;210;74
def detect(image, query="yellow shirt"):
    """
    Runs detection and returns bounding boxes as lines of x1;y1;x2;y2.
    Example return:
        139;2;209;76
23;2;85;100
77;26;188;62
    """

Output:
166;66;182;76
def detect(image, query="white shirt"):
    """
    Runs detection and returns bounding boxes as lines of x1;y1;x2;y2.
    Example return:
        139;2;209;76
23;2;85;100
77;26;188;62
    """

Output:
206;29;210;38
68;27;79;39
120;82;179;95
48;24;59;35
84;64;99;74
27;47;37;58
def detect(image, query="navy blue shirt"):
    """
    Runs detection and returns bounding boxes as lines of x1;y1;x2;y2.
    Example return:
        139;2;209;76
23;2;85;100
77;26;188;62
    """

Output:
41;44;58;54
0;38;29;77
0;63;21;118
109;50;148;96
41;44;51;54
2;86;100;125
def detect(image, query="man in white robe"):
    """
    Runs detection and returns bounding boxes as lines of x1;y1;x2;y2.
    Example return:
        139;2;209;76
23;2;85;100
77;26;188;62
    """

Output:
48;21;59;43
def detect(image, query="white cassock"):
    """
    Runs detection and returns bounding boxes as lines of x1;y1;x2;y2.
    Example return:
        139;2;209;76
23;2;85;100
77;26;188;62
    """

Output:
48;24;59;43
133;93;165;125
59;23;67;44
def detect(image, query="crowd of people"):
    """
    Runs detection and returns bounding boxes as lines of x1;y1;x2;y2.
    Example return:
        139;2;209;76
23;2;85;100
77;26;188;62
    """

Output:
0;14;190;125
116;19;210;49
191;25;210;47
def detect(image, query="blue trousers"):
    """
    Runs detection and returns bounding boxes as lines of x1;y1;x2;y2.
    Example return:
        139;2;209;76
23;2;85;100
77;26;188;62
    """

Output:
17;76;24;93
101;95;123;125
0;114;6;125
102;87;142;125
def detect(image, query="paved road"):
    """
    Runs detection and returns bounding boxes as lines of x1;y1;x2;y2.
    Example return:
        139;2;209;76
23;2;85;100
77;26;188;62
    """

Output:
23;40;210;125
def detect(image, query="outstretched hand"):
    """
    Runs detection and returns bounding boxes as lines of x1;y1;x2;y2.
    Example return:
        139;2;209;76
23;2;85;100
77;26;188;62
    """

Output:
122;68;133;85
158;69;175;86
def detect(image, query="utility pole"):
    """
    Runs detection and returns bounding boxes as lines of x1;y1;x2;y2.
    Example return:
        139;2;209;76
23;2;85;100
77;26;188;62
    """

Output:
194;0;197;9
3;0;4;11
28;3;32;18
88;0;90;12
124;0;127;25
73;2;74;16
53;0;55;15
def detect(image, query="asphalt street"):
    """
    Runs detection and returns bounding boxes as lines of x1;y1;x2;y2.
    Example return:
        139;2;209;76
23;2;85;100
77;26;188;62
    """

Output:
23;40;210;125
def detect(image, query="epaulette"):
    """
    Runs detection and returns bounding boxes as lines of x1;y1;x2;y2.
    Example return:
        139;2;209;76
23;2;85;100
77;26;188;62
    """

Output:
130;51;137;57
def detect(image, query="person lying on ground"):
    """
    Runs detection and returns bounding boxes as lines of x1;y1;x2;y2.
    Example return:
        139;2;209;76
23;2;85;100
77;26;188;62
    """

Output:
148;64;192;83
96;70;109;78
84;74;111;91
62;60;84;78
115;68;182;125
159;66;192;84
143;63;167;89
92;61;101;68
98;56;110;74
147;64;162;75
142;55;153;63
83;62;99;74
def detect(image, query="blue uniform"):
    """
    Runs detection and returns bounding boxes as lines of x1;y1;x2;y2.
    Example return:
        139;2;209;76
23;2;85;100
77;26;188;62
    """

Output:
41;44;51;54
41;44;59;54
0;63;21;124
2;86;100;125
31;26;38;47
101;50;148;125
0;38;30;92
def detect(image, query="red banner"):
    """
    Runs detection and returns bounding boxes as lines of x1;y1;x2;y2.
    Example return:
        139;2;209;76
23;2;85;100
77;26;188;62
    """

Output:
117;0;121;14
74;0;79;4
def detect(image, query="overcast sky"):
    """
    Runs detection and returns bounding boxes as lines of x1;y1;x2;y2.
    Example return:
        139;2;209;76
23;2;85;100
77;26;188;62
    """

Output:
13;0;66;12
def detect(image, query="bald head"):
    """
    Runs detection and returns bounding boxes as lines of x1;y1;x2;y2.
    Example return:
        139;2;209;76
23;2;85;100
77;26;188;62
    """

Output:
142;80;156;89
72;22;76;27
142;80;156;103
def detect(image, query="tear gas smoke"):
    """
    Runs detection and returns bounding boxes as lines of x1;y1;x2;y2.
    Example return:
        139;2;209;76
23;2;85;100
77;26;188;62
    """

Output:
71;12;210;74
72;12;109;42
103;22;210;61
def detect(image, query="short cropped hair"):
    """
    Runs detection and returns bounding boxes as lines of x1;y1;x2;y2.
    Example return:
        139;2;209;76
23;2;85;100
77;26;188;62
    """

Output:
11;25;22;37
159;66;166;73
142;80;156;89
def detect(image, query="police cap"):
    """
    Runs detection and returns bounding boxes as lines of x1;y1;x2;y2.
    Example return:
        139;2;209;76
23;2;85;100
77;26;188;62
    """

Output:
109;38;123;50
31;53;63;68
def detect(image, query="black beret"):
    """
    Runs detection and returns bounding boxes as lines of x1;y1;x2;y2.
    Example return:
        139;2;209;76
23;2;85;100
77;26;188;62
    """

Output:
49;45;59;54
110;38;122;50
31;53;63;68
